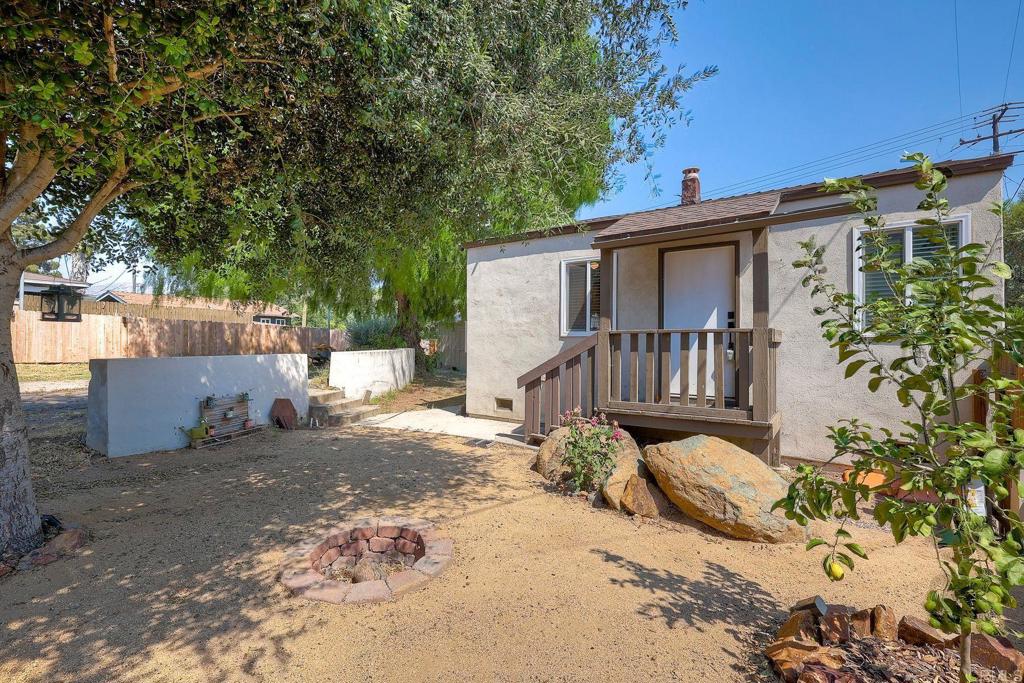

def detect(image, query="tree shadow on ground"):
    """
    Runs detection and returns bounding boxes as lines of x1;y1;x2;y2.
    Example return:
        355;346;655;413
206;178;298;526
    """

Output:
593;549;784;681
1;426;505;683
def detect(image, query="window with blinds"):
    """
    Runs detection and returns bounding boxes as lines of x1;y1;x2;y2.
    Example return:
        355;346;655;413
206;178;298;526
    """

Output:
858;222;961;326
562;259;601;334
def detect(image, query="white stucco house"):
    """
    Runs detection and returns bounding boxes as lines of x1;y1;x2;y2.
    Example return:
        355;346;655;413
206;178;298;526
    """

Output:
464;153;1014;465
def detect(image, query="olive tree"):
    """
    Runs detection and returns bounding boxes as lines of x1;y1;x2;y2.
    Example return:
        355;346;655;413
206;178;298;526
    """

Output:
2;1;714;554
774;153;1024;682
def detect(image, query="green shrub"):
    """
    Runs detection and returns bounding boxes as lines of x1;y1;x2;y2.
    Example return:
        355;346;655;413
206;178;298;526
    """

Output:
560;408;624;492
346;315;404;350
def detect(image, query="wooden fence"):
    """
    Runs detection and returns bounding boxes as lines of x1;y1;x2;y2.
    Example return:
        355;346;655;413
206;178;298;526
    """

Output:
21;293;272;323
11;309;347;363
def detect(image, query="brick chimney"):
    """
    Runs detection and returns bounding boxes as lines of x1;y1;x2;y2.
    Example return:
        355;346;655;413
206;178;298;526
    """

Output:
681;167;701;205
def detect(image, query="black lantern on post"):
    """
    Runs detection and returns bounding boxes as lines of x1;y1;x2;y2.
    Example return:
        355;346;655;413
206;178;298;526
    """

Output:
39;285;83;322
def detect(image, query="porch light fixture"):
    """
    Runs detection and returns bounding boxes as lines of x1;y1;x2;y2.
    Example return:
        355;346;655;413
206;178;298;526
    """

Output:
39;285;82;322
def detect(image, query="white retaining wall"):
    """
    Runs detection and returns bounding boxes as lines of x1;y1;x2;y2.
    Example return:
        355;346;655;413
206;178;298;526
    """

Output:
328;348;415;399
86;353;309;457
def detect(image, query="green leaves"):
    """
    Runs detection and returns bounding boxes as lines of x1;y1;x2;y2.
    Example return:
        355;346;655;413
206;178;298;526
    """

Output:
784;152;1024;646
991;261;1013;279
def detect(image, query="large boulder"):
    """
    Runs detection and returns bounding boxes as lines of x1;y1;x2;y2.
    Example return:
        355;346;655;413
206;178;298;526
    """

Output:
534;427;571;482
643;435;805;543
600;432;642;509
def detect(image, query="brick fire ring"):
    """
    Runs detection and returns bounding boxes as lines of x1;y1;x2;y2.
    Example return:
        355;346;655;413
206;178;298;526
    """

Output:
279;517;453;604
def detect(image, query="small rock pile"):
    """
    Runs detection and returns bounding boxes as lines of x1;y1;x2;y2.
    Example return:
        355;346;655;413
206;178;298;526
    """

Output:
0;515;87;578
767;596;1024;682
279;516;453;605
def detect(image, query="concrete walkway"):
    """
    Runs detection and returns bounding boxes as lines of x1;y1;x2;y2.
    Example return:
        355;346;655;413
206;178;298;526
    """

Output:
21;379;90;394
359;409;530;448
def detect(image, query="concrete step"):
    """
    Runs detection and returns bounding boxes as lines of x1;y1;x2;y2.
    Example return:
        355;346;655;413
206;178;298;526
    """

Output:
309;388;346;406
309;397;366;422
325;404;382;427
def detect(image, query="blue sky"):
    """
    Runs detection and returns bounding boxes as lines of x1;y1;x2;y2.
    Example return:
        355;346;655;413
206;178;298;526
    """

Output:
579;0;1024;220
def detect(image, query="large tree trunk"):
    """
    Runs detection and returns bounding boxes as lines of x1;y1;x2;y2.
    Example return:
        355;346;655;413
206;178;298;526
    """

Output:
0;257;40;555
395;292;420;350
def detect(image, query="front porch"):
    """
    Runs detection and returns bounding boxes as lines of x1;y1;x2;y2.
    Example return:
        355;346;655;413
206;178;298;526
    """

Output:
516;193;851;464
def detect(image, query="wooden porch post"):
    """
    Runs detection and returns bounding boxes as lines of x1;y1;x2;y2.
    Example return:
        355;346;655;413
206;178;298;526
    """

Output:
751;226;776;464
596;247;613;412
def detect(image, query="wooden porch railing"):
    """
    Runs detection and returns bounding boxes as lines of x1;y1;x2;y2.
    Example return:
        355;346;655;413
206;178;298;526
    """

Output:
517;327;781;441
606;328;780;421
517;333;598;440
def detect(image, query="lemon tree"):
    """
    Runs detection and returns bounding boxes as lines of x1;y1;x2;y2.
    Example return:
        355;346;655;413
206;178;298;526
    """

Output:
773;153;1024;683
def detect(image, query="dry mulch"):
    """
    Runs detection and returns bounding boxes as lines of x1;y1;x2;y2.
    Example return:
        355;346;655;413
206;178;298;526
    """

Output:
839;637;1016;682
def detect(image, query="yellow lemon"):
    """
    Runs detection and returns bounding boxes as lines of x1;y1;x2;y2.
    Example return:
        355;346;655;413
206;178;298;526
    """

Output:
827;561;845;581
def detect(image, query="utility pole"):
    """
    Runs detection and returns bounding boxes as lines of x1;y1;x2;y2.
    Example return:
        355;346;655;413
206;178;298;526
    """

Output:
958;103;1024;154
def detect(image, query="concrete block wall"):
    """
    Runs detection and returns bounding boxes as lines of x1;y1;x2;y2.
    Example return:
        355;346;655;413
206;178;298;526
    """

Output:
328;348;415;399
86;353;309;457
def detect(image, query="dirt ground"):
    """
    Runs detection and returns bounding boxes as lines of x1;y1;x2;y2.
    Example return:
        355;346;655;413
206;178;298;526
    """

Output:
373;370;465;413
0;403;948;683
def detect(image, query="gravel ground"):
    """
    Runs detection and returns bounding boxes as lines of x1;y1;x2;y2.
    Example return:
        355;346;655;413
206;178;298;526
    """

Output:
0;418;949;683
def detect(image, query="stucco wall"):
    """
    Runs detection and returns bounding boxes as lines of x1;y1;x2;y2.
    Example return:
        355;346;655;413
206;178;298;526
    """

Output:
466;231;598;420
464;170;1004;460
328;348;415;399
770;170;1004;461
86;353;309;458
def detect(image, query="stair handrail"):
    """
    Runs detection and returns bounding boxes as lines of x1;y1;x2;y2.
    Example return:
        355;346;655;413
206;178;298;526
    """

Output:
516;332;598;388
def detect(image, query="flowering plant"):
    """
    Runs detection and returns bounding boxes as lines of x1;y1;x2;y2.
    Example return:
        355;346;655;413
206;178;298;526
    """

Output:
559;407;624;493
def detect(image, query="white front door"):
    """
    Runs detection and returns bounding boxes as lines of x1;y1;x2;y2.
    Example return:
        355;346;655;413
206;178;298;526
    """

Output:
662;245;736;400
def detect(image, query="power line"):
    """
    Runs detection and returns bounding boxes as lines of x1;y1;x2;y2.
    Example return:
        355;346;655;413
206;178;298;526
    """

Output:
953;0;965;134
703;112;985;199
1005;0;1023;103
703;121;981;199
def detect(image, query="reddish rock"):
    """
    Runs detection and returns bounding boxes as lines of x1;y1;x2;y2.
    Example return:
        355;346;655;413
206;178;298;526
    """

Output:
280;569;322;594
971;633;1024;677
301;581;350;604
399;527;423;542
326;528;352;546
897;616;957;649
413;554;451;577
765;639;844;683
620;474;660;518
377;524;402;539
45;528;86;555
318;547;341;568
0;564;13;578
850;608;871;638
386;569;430;596
340;540;368;557
797;664;856;683
368;537;395;553
791;596;828;617
351;525;376;541
394;538;418;555
819;607;853;644
425;538;454;557
777;610;819;643
345;579;391;604
30;552;60;567
871;604;897;640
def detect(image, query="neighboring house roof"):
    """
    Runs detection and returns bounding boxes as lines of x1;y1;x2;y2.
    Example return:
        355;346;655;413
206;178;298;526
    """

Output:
22;272;90;289
96;290;292;317
463;153;1016;249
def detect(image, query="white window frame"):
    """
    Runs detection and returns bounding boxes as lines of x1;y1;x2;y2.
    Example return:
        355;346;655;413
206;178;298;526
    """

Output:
560;256;601;337
852;213;971;327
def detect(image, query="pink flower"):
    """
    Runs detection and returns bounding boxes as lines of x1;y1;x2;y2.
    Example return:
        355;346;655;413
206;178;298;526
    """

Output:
590;416;598;426
611;429;623;441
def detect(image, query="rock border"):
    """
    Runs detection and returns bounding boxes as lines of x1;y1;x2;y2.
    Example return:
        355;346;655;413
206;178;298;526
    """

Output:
768;596;1024;682
278;516;452;605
